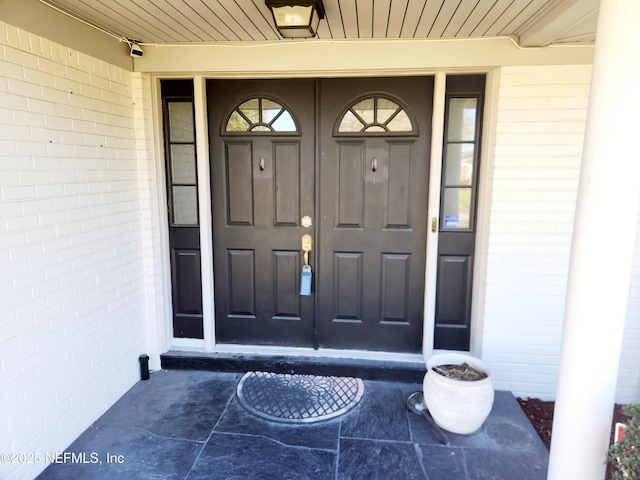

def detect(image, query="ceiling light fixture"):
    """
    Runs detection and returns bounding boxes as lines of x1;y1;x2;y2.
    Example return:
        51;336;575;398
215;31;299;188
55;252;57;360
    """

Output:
265;0;326;39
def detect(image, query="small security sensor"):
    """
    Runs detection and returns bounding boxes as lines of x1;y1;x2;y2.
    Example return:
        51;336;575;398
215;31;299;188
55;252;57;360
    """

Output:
129;42;144;57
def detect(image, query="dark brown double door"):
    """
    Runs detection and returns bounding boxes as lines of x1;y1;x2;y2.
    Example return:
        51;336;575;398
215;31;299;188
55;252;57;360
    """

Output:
208;77;433;353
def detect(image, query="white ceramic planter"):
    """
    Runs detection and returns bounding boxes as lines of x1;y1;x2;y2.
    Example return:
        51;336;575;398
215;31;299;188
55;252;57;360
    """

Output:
423;353;494;435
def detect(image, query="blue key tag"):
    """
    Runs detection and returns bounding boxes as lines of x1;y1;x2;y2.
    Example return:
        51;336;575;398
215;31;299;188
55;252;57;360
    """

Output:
300;265;312;296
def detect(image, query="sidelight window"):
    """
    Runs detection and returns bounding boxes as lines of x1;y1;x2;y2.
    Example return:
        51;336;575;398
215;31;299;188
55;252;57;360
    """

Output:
441;96;481;230
167;100;198;226
161;79;204;340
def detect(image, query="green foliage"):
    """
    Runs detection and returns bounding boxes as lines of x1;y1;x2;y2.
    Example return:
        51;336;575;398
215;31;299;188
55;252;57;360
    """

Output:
606;403;640;480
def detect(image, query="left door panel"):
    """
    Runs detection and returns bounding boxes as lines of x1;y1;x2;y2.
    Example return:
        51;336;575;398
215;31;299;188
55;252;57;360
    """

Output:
208;79;316;347
162;80;203;338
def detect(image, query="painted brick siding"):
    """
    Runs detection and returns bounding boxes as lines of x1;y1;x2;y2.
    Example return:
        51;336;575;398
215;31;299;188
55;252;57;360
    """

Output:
131;72;166;370
482;65;640;403
0;22;147;479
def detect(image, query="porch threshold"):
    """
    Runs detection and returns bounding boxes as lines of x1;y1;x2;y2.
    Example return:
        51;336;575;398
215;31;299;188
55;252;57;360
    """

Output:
160;350;427;383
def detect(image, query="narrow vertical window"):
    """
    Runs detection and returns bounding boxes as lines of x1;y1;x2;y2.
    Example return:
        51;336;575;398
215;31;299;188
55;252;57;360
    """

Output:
167;101;198;225
441;97;480;230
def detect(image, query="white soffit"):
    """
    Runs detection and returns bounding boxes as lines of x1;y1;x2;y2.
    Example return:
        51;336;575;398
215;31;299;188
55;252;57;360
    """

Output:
518;0;599;47
38;0;598;47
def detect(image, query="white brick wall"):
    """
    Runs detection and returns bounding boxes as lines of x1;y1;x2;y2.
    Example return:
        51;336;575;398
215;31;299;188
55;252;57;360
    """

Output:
131;72;166;370
482;65;640;403
0;22;148;479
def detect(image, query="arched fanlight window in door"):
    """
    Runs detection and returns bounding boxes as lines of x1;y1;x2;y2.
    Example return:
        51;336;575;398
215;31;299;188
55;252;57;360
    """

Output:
335;94;417;136
224;96;299;134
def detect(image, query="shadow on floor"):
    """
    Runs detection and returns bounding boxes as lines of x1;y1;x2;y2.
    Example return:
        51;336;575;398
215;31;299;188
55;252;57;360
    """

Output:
38;370;548;480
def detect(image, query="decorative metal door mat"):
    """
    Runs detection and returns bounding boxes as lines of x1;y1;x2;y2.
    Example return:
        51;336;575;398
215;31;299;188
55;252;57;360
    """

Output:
236;371;365;423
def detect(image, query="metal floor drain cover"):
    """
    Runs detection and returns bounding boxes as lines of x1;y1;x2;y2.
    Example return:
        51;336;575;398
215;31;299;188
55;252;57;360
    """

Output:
236;371;365;424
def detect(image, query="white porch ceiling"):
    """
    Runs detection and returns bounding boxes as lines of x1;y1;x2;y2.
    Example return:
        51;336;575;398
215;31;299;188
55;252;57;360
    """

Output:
40;0;598;47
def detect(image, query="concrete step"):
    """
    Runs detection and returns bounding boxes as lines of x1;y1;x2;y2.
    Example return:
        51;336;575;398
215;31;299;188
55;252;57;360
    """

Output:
160;351;426;383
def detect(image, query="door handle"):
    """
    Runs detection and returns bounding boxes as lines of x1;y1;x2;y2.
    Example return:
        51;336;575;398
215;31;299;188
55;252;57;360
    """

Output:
302;234;312;266
300;234;313;296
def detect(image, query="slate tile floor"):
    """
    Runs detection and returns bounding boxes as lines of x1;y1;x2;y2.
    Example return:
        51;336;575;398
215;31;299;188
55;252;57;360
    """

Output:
38;370;549;480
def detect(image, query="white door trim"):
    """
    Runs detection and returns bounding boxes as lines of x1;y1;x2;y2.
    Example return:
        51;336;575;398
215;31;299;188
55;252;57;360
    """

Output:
164;71;490;362
193;75;216;352
422;71;446;361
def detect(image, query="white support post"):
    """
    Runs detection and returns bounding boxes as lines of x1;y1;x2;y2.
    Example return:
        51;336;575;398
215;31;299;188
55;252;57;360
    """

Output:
547;1;640;479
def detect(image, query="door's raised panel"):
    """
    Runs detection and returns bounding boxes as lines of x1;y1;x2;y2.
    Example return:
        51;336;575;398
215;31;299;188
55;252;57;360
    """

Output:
436;255;471;325
227;249;256;316
380;253;410;324
385;142;414;229
434;252;471;349
273;250;301;318
273;142;300;227
337;142;365;228
225;142;254;226
173;249;203;313
333;252;363;322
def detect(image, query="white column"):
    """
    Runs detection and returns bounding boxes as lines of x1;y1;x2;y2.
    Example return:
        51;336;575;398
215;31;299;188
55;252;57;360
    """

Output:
547;1;640;479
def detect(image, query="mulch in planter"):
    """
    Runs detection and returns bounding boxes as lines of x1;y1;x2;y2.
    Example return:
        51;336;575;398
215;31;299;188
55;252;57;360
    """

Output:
432;363;488;381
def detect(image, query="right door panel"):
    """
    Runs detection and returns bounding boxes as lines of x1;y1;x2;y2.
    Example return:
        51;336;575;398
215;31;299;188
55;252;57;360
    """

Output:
318;77;434;353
